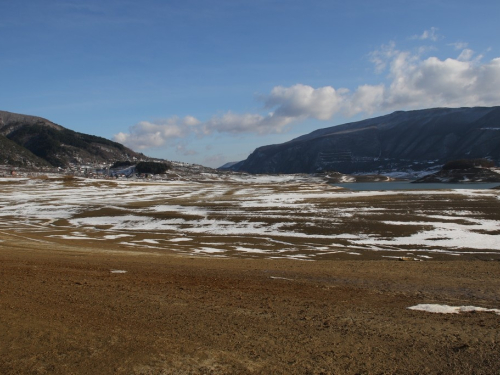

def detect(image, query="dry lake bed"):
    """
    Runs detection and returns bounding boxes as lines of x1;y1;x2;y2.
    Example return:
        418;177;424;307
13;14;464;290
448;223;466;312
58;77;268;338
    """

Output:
1;175;499;374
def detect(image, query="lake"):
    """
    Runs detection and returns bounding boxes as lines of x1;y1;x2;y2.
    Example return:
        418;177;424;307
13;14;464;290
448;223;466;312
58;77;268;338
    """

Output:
332;181;500;191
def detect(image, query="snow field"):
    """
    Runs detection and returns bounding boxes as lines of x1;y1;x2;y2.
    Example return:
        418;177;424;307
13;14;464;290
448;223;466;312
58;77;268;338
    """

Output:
0;176;499;260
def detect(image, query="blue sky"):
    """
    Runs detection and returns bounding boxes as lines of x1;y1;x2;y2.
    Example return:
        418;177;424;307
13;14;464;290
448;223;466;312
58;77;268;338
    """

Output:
1;0;499;167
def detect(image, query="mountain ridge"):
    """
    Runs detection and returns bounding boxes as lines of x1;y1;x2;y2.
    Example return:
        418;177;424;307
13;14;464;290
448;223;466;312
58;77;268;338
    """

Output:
0;133;52;168
0;110;144;168
225;106;500;174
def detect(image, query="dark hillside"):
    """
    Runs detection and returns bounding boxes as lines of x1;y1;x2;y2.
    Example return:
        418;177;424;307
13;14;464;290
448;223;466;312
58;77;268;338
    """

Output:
229;106;500;174
0;134;51;168
0;110;143;167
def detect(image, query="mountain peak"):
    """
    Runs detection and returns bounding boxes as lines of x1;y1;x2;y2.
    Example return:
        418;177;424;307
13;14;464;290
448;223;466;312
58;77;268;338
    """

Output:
0;110;64;134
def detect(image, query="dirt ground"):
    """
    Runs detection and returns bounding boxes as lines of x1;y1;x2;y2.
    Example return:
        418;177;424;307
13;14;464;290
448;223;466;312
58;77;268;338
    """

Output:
1;236;499;374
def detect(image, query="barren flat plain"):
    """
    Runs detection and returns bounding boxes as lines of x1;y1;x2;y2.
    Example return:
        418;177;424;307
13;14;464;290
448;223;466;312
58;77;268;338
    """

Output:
1;175;500;374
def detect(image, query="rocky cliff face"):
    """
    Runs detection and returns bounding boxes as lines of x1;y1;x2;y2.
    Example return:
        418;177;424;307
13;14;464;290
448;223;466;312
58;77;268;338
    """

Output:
0;110;144;167
229;107;500;174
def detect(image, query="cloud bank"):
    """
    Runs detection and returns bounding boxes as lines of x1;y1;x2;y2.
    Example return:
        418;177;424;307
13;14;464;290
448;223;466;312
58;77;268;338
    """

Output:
115;41;500;151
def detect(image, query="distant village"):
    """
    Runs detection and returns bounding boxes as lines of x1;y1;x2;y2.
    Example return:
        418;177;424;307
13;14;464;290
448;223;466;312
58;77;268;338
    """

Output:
0;159;231;181
0;162;178;181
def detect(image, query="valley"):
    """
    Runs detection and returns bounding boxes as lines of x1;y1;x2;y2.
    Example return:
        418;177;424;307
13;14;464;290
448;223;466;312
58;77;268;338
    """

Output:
1;174;499;261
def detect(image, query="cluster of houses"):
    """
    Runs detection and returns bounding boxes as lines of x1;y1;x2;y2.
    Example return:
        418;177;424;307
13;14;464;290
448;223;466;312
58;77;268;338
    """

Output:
71;163;182;180
0;163;180;181
1;158;227;181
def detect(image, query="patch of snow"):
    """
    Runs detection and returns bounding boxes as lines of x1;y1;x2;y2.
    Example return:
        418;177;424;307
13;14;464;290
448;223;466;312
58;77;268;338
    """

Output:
233;246;269;254
151;205;207;216
169;237;193;242
47;234;102;240
0;178;30;182
351;219;500;250
270;276;293;280
103;234;133;240
283;256;314;261
340;176;356;183
408;304;500;315
141;239;160;244
332;233;364;239
193;247;225;254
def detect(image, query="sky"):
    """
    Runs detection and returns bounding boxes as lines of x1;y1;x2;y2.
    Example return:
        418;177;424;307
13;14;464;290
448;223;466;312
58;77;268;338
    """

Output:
1;0;499;168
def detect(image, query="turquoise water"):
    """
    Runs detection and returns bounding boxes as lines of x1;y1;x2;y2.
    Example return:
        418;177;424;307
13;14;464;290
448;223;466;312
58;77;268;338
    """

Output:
332;181;500;191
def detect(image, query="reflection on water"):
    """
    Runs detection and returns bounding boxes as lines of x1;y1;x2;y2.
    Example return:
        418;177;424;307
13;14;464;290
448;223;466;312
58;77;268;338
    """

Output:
333;181;500;191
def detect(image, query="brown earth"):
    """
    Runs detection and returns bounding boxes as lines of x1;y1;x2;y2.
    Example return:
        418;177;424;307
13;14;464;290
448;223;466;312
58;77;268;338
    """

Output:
1;236;499;375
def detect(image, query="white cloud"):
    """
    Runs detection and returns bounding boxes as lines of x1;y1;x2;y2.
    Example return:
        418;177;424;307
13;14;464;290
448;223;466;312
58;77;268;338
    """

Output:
449;41;468;50
457;48;474;61
345;84;385;116
115;41;500;152
114;111;296;151
265;84;346;120
381;52;500;110
115;116;200;150
369;41;398;74
182;115;201;127
204;111;293;135
412;27;440;41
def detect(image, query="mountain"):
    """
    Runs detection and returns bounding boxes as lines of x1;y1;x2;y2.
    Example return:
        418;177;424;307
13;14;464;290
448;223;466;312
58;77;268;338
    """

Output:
218;161;240;169
0;134;52;168
413;167;500;183
413;159;500;183
0;110;144;168
226;107;500;174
